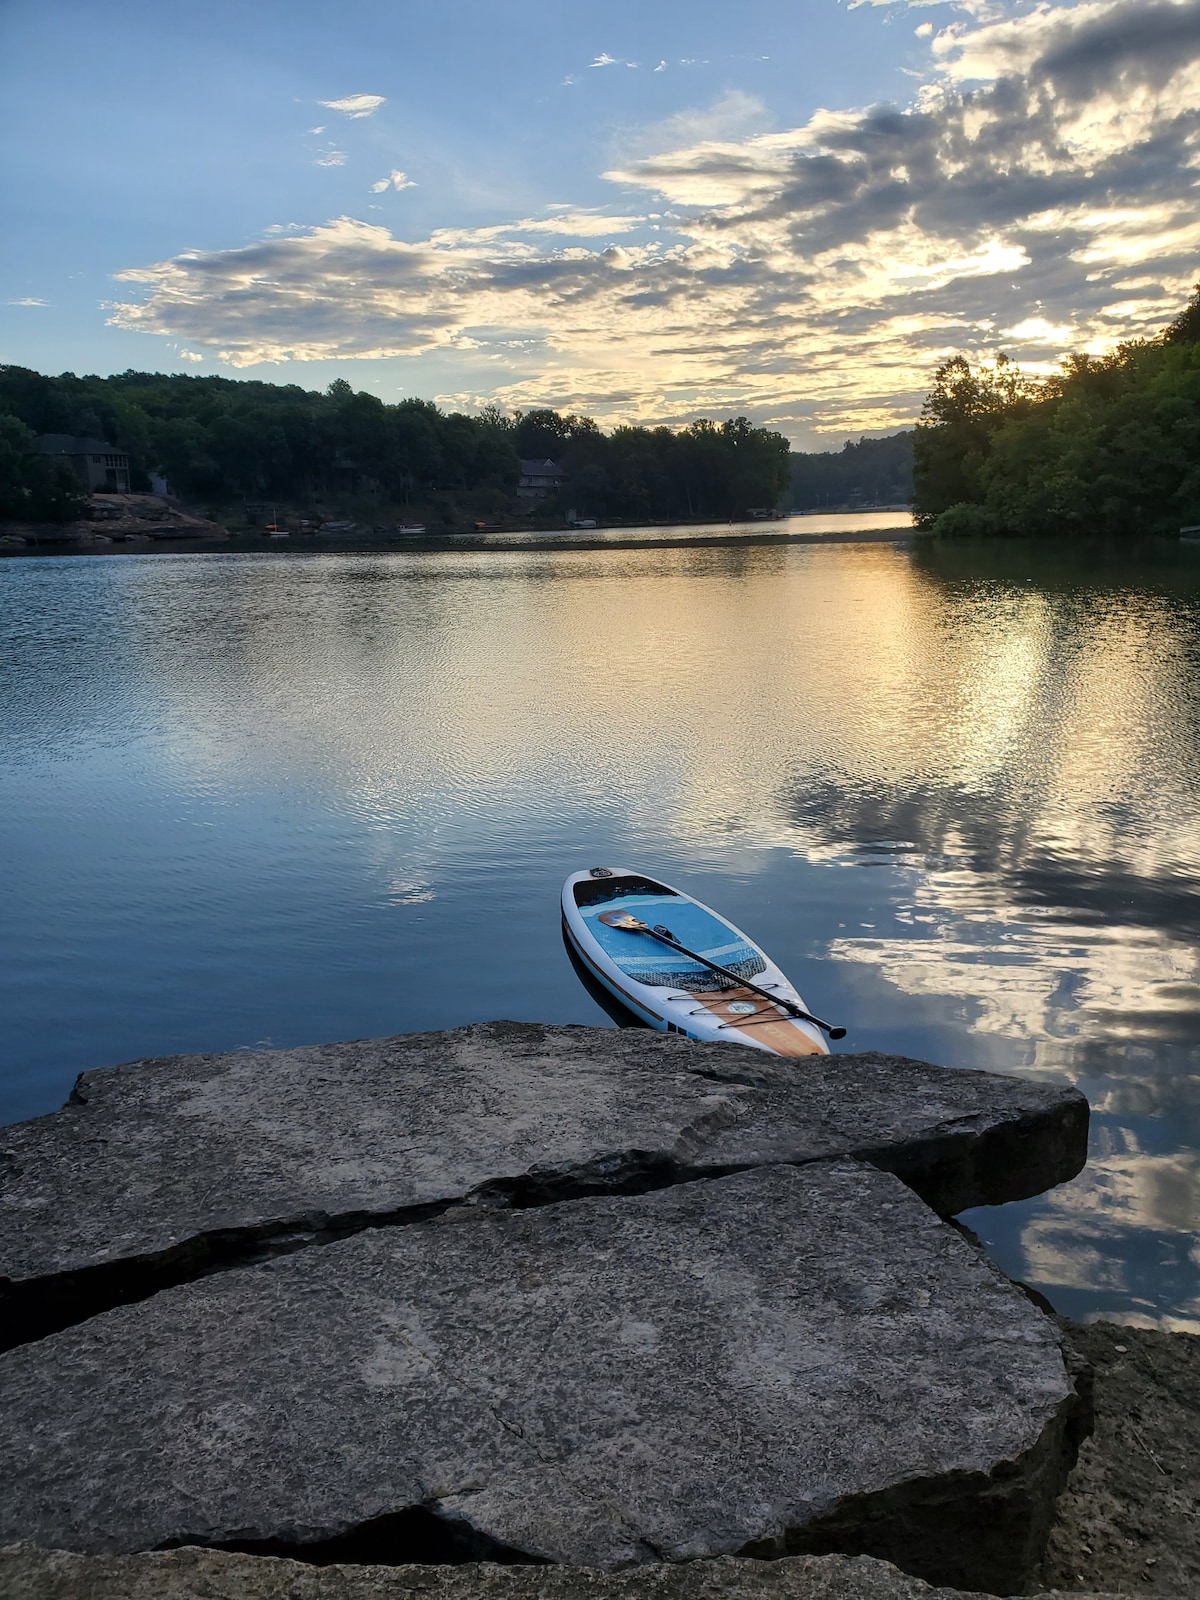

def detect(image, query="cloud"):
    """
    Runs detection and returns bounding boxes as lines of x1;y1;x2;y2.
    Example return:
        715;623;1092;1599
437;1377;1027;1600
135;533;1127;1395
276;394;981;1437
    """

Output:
178;350;206;363
619;90;770;163
111;1;1200;440
314;150;347;168
932;0;1200;89
7;296;47;306
318;93;386;118
589;52;637;68
370;170;416;193
1002;314;1077;342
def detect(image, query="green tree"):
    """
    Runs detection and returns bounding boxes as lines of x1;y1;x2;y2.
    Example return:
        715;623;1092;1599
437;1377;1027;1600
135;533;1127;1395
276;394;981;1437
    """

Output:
913;354;1039;526
790;432;913;510
0;414;87;520
514;408;572;460
0;364;803;528
914;281;1200;536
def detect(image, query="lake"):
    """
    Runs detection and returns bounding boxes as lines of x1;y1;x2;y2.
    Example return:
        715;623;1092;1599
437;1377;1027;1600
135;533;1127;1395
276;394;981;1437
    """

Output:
2;529;1199;1330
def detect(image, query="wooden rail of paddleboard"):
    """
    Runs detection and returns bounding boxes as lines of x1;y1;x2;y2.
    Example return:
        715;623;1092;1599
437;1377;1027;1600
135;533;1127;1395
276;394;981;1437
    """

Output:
690;988;825;1055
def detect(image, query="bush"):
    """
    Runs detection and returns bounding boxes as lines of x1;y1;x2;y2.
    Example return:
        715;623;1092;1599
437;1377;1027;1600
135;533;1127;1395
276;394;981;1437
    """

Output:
931;502;1011;537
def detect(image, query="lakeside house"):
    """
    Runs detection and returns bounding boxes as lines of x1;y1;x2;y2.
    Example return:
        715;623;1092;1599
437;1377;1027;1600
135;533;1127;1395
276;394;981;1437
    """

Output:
518;458;566;500
34;434;130;493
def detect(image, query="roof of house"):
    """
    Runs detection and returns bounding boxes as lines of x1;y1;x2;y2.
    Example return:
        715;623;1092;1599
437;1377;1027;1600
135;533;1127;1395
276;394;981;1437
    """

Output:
33;434;126;456
519;458;566;476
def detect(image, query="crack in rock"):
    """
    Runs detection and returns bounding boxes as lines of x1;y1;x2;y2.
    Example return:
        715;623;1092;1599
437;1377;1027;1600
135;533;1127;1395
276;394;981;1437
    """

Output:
165;1504;551;1567
0;1024;1087;1352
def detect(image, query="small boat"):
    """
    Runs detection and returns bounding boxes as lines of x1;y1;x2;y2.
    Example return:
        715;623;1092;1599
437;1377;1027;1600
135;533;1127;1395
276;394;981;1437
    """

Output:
561;867;837;1056
397;523;426;535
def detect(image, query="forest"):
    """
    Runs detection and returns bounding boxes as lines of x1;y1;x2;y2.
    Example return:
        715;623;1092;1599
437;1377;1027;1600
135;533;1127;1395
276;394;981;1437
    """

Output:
789;431;912;510
914;283;1200;536
0;365;790;525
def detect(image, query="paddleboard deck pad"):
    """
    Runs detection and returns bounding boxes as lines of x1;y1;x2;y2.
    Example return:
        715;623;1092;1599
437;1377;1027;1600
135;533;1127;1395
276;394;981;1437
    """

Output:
561;868;827;1056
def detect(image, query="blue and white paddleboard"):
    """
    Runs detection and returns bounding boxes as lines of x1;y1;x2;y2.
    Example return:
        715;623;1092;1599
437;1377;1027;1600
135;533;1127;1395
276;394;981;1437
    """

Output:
561;867;828;1056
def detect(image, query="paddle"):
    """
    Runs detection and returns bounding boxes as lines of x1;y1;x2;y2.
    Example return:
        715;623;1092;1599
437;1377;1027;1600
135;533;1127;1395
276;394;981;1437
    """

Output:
597;911;846;1039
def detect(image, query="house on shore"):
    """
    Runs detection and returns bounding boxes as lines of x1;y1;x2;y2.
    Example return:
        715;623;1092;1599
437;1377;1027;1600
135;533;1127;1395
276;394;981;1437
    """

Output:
33;435;130;493
518;458;566;500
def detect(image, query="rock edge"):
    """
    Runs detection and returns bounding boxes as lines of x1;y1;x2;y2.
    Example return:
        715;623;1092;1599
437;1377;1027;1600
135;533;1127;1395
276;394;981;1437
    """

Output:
0;1022;1088;1350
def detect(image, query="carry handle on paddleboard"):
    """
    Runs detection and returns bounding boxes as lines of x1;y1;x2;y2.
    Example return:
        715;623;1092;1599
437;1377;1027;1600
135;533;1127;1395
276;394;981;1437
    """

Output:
597;911;846;1039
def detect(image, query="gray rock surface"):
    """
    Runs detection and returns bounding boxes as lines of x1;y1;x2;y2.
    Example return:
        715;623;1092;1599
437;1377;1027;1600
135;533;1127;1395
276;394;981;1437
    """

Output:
1040;1320;1200;1595
0;1546;1124;1600
0;1163;1086;1594
0;1022;1087;1346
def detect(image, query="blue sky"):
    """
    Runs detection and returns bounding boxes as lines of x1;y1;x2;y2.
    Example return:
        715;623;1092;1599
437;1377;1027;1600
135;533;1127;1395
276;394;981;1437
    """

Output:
3;0;1198;445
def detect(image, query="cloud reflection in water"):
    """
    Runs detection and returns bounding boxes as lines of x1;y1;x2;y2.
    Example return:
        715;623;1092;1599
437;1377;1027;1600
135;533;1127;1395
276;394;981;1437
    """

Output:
770;544;1200;1328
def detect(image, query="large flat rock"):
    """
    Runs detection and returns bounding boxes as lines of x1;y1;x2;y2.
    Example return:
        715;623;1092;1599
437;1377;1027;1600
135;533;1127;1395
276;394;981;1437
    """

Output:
0;1163;1086;1594
0;1546;1124;1600
0;1022;1086;1346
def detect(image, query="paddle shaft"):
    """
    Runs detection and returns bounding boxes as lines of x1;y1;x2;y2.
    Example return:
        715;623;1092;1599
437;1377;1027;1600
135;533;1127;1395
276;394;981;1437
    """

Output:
626;921;845;1039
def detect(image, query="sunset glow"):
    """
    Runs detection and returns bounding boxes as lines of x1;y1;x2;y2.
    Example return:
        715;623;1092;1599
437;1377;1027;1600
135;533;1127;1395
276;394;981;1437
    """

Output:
5;0;1198;444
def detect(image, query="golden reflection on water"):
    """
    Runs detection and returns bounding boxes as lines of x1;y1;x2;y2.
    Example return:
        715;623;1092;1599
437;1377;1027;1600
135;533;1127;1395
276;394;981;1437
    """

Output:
125;540;1200;1005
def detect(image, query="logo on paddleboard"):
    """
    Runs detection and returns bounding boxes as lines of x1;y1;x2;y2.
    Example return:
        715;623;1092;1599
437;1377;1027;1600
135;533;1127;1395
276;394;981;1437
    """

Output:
728;1001;757;1014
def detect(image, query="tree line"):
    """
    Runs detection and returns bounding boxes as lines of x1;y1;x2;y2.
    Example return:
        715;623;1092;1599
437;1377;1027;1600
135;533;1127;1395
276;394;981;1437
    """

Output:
913;284;1200;536
0;365;790;524
789;431;912;510
512;408;790;522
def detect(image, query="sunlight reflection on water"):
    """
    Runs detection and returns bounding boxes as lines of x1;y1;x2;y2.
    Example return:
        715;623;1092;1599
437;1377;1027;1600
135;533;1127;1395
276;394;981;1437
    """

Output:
1;538;1198;1326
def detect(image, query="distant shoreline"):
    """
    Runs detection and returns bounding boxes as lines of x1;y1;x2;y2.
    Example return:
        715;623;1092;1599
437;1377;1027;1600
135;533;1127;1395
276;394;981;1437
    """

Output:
0;522;915;560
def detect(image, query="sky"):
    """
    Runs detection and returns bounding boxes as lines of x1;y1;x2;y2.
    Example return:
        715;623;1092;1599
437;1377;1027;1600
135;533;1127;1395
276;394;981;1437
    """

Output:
2;0;1199;447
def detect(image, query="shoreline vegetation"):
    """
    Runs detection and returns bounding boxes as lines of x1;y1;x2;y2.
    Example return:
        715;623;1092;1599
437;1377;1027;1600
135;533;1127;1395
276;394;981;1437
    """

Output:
914;282;1200;538
0;370;796;532
0;504;915;559
0;365;914;548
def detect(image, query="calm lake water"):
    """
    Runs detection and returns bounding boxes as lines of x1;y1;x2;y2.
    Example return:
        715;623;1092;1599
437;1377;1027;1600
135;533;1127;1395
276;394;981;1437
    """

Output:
3;530;1199;1330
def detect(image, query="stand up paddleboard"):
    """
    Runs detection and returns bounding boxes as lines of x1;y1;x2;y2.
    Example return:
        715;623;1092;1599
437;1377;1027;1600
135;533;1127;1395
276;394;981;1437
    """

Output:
561;867;842;1057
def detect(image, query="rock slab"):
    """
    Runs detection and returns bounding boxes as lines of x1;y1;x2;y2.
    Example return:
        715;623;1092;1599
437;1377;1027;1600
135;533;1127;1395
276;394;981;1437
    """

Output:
0;1022;1087;1346
0;1163;1085;1593
0;1547;1125;1600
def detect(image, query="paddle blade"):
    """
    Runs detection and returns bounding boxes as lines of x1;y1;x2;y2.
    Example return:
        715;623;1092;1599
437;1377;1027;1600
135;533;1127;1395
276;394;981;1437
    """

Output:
597;910;649;931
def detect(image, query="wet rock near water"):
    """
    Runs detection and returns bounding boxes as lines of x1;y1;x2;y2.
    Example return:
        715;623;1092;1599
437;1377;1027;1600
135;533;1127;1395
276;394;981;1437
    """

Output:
0;1546;1125;1600
0;1021;1087;1348
0;1161;1087;1594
